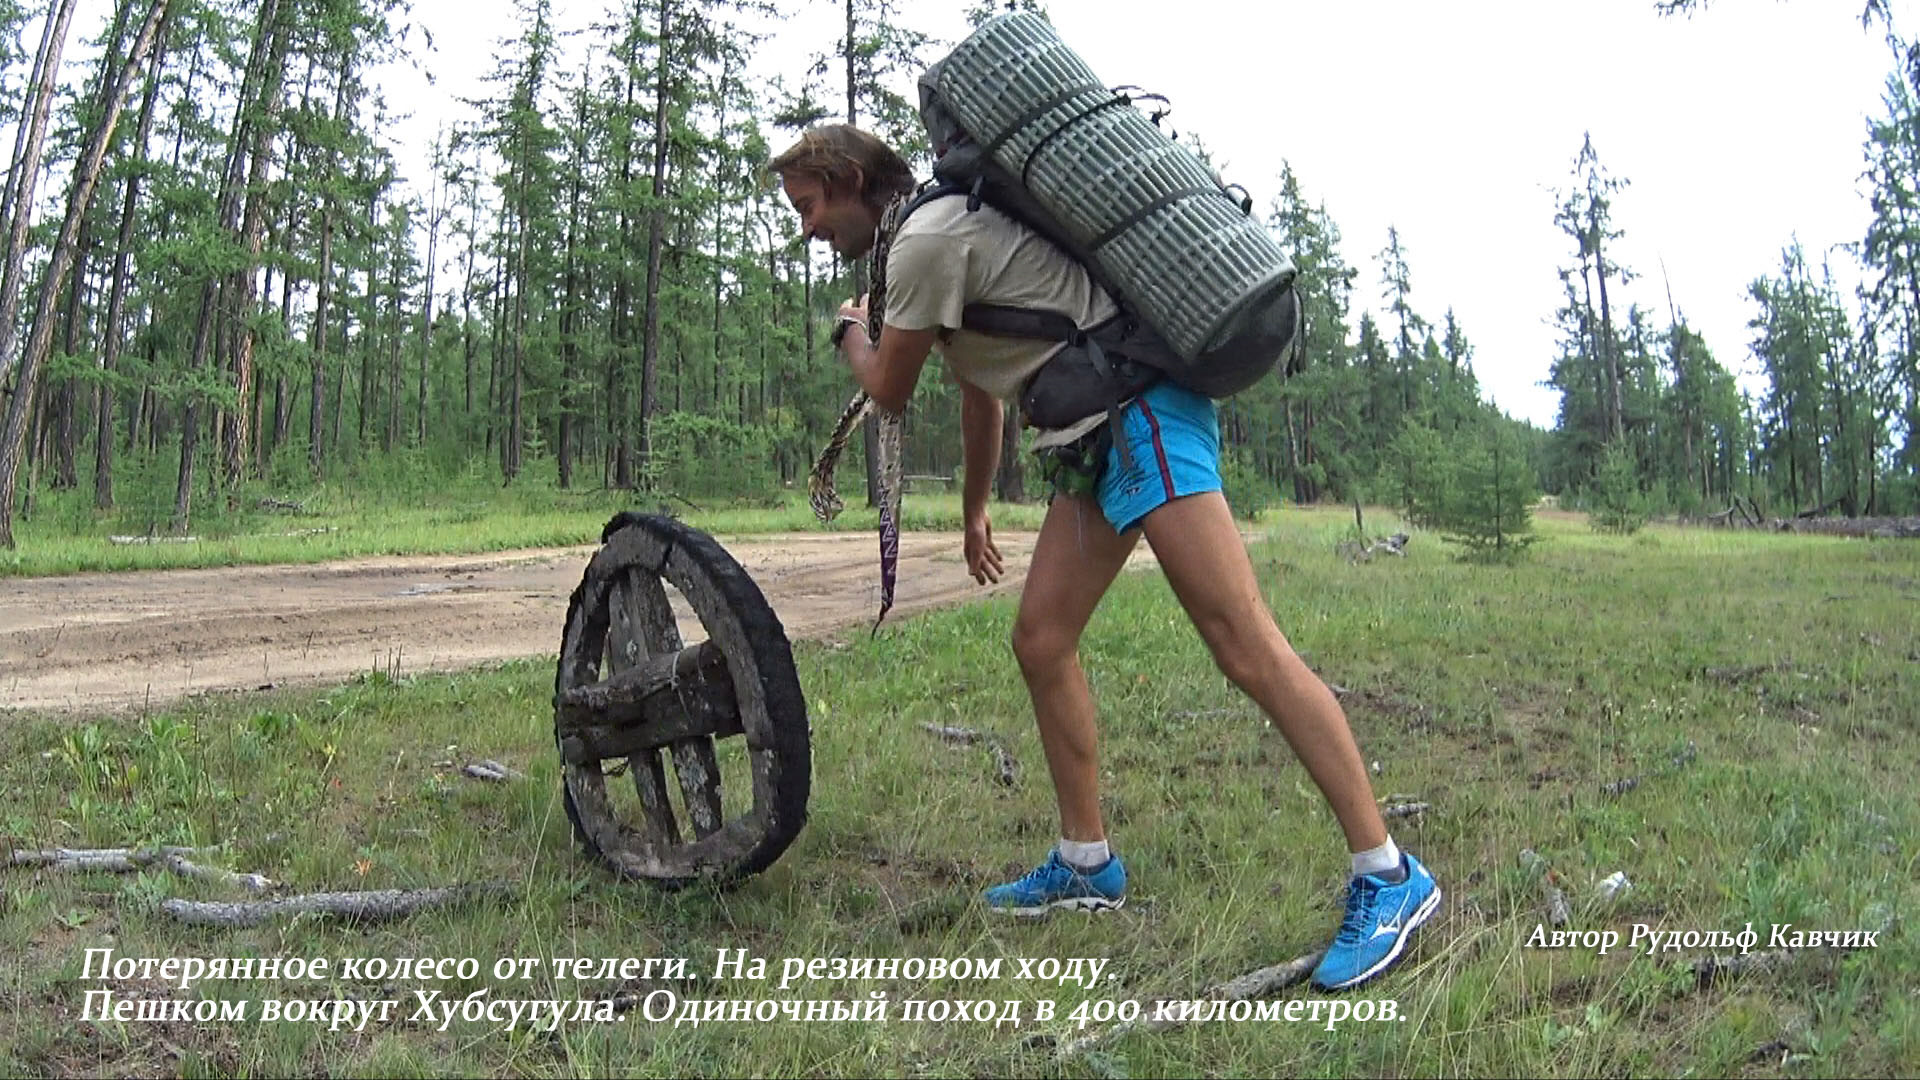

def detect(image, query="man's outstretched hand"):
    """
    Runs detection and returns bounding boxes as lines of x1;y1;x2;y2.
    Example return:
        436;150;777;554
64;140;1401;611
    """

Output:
964;513;1003;585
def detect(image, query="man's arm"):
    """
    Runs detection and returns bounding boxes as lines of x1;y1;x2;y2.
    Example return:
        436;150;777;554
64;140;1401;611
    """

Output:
838;316;936;415
959;379;1002;522
957;378;1006;585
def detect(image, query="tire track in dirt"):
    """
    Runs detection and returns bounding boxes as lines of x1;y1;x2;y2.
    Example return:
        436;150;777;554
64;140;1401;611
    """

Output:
1;530;1146;716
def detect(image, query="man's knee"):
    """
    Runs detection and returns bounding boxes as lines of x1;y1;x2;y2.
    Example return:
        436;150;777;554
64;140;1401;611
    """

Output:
1192;607;1285;688
1012;613;1076;676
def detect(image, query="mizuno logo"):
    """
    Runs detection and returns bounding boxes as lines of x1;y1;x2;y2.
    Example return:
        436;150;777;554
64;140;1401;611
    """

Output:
1370;895;1414;940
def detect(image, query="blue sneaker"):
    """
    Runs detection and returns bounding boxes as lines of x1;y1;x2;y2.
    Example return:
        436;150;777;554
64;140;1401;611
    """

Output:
984;849;1126;916
1311;852;1441;990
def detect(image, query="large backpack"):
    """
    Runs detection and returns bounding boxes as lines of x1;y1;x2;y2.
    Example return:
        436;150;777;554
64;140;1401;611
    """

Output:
912;13;1304;431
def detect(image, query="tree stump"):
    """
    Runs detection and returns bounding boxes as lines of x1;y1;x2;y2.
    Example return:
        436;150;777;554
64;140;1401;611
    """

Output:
554;514;810;887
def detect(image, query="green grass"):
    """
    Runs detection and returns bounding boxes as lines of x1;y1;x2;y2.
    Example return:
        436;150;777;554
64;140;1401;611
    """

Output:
2;509;1916;1077
1;467;1052;578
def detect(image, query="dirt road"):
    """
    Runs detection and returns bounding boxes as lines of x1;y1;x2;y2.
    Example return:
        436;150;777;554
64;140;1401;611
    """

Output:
2;529;1143;715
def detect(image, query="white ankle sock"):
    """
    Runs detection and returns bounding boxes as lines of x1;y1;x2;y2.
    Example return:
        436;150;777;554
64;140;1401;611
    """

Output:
1351;837;1403;880
1059;838;1110;871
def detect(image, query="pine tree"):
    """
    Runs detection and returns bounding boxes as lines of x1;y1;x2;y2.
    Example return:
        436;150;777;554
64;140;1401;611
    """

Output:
0;0;167;549
1439;418;1540;560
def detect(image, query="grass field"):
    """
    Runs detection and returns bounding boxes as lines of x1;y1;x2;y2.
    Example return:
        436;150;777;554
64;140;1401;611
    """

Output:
0;468;1053;578
2;508;1916;1077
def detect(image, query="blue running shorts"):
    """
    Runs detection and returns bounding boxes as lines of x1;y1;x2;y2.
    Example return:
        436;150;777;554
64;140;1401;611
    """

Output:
1095;381;1222;533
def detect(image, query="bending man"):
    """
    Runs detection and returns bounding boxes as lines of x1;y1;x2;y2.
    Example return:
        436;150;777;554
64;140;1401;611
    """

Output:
770;124;1440;991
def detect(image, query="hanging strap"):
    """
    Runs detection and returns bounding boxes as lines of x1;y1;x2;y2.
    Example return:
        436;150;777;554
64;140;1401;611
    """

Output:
962;304;1136;472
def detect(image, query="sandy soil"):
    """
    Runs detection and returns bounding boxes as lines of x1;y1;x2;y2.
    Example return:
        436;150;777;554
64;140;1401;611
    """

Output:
1;529;1151;715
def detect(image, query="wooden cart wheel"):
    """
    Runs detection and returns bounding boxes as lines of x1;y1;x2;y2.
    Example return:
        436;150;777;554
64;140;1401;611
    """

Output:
554;513;810;887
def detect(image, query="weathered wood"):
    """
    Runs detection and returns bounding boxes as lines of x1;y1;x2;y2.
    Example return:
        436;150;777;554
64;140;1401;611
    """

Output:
161;882;510;928
672;739;724;838
554;638;736;735
618;564;725;840
630;749;680;849
555;514;811;886
461;759;522;782
609;572;679;849
8;844;271;892
1782;515;1920;539
557;706;743;766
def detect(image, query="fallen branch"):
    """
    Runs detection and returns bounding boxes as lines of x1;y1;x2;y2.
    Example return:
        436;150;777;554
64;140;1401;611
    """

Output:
7;845;271;892
1382;801;1431;820
1031;950;1323;1058
462;759;524;783
109;534;197;545
161;882;512;928
1779;515;1920;539
1335;533;1411;563
256;497;305;513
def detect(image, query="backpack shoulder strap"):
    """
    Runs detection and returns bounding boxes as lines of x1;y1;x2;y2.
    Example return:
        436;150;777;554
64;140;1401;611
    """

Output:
895;180;971;231
960;303;1078;342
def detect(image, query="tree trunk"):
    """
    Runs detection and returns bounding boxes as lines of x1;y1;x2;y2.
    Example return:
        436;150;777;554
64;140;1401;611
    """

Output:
94;15;168;509
638;0;673;487
384;234;401;455
175;0;281;533
309;55;354;474
558;91;586;490
460;173;478;422
270;204;296;463
53;222;89;490
417;159;442;448
485;243;504;458
329;299;349;453
606;29;638;489
358;189;378;447
994;406;1023;502
0;0;164;548
1590;215;1623;441
507;168;528;484
309;204;335;471
0;0;81;391
220;1;293;496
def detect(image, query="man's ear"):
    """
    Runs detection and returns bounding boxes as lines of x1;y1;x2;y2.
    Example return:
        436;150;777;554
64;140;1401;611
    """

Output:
843;164;866;203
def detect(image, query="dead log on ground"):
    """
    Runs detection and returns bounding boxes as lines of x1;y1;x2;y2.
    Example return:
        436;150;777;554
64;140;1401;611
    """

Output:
8;845;271;892
462;759;524;782
1336;533;1410;562
1776;516;1920;539
161;882;512;928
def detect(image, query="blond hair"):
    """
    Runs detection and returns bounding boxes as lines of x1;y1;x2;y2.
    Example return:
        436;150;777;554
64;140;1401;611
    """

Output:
768;125;915;211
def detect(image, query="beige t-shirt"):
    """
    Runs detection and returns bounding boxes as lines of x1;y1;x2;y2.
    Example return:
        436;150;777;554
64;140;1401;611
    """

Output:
881;196;1116;403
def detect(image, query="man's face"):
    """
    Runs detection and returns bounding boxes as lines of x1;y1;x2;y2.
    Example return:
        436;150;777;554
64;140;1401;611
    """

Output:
783;172;878;260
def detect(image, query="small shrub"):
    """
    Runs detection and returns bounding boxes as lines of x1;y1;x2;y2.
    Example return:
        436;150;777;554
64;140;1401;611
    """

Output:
1590;440;1649;535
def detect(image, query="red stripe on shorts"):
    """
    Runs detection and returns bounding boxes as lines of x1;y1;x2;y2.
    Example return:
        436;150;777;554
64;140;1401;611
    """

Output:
1136;398;1176;500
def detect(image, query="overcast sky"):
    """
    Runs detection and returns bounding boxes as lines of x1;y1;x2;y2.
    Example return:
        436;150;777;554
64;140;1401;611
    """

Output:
376;0;1916;427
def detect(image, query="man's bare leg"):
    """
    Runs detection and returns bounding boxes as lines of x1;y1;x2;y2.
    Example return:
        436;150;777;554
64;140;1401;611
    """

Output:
1138;490;1386;852
1010;495;1140;842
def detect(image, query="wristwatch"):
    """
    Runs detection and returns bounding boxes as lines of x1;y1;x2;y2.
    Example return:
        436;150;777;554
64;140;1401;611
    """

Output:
831;316;863;348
